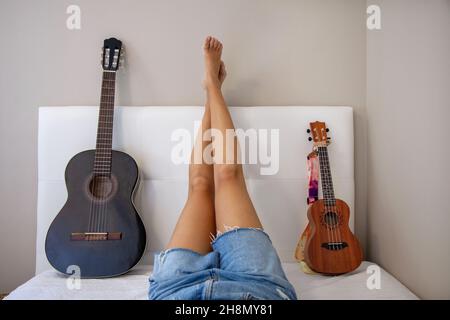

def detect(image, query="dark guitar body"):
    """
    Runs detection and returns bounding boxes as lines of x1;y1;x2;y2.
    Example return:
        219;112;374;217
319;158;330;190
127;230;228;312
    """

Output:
304;199;363;275
45;150;146;278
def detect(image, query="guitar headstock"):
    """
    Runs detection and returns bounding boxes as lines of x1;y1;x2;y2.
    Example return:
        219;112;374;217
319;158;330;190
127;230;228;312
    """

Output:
101;38;124;71
308;121;330;147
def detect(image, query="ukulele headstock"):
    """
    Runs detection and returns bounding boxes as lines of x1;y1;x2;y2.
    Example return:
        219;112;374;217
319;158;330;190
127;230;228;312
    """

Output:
308;121;330;147
100;38;124;71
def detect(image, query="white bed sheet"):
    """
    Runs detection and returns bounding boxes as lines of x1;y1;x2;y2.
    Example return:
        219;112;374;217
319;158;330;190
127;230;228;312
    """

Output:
5;262;417;300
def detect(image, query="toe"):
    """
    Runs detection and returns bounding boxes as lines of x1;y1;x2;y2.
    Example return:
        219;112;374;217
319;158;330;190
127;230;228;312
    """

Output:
204;36;211;49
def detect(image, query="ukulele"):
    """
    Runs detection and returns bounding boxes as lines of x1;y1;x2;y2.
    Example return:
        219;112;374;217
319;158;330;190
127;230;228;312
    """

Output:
45;38;146;278
303;121;363;275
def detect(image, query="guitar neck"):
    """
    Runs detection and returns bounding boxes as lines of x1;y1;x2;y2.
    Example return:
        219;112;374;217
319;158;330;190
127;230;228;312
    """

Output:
94;71;116;175
317;146;336;206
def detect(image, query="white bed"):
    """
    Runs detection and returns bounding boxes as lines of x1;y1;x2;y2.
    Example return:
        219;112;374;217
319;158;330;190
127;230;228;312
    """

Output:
5;106;418;300
5;262;417;300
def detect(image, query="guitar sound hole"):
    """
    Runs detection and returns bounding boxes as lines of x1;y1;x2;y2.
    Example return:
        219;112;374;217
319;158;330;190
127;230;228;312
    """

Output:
89;175;113;200
322;212;339;228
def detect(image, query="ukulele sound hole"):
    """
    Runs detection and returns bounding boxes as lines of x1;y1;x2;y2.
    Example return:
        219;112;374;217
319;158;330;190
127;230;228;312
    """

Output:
89;175;113;200
322;212;340;228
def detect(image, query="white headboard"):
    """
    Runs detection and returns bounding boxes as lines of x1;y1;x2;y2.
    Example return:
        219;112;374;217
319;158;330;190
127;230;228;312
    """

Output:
36;106;354;274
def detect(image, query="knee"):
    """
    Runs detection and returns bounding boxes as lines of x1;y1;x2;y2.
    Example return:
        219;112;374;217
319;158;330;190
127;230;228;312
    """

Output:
215;165;241;186
189;175;214;193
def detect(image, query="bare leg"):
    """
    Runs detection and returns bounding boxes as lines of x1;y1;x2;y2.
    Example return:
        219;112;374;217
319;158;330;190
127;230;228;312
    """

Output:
203;36;263;233
165;100;215;254
166;38;229;253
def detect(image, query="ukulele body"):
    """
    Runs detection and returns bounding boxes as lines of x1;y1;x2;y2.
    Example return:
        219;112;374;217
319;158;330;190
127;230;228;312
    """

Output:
45;150;146;278
304;199;362;275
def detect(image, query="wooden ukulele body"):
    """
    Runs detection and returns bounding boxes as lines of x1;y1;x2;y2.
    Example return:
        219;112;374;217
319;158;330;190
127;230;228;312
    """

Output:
304;199;362;275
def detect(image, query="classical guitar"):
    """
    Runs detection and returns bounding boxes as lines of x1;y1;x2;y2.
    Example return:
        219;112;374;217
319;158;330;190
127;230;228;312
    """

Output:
45;38;146;278
303;121;362;275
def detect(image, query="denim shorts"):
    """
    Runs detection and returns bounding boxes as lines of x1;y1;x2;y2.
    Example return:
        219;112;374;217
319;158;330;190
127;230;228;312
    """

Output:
148;228;297;300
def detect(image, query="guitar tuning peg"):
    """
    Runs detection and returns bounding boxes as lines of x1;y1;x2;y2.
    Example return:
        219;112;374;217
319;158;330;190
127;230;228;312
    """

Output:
326;128;329;132
308;137;312;141
307;129;311;133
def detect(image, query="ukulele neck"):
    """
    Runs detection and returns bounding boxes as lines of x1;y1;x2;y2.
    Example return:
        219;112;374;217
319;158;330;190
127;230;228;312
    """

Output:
317;146;336;206
94;71;116;176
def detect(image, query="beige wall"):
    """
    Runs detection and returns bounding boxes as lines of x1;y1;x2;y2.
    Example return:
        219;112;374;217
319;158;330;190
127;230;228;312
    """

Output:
0;0;368;293
367;0;450;299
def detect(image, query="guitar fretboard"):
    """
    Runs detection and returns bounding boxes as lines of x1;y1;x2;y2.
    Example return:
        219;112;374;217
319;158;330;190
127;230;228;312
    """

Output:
317;146;336;207
93;71;116;176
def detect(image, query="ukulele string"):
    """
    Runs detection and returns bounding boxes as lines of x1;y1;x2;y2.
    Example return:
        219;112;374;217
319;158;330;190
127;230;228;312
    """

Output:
318;147;335;249
323;146;342;248
320;146;340;250
322;145;344;251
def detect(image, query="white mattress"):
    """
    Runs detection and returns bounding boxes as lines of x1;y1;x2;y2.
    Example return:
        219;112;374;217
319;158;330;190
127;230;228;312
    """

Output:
25;106;417;300
5;262;417;300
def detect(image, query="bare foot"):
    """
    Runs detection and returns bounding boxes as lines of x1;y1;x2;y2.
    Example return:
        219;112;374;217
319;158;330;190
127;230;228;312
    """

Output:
218;61;227;87
202;36;223;90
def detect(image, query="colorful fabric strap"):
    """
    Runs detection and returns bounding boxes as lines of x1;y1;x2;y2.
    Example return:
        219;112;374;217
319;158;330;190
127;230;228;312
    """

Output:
294;150;320;274
307;151;319;205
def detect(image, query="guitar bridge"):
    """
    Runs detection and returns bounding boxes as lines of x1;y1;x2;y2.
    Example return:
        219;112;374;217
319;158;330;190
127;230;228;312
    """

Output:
70;232;122;241
321;242;348;250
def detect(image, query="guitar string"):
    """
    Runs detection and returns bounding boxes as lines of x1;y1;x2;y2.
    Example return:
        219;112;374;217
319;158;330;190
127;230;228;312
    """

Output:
97;70;110;234
99;71;108;234
97;70;107;234
91;70;113;235
88;70;106;235
99;70;110;234
103;70;115;234
105;70;116;233
93;72;103;235
99;70;114;234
